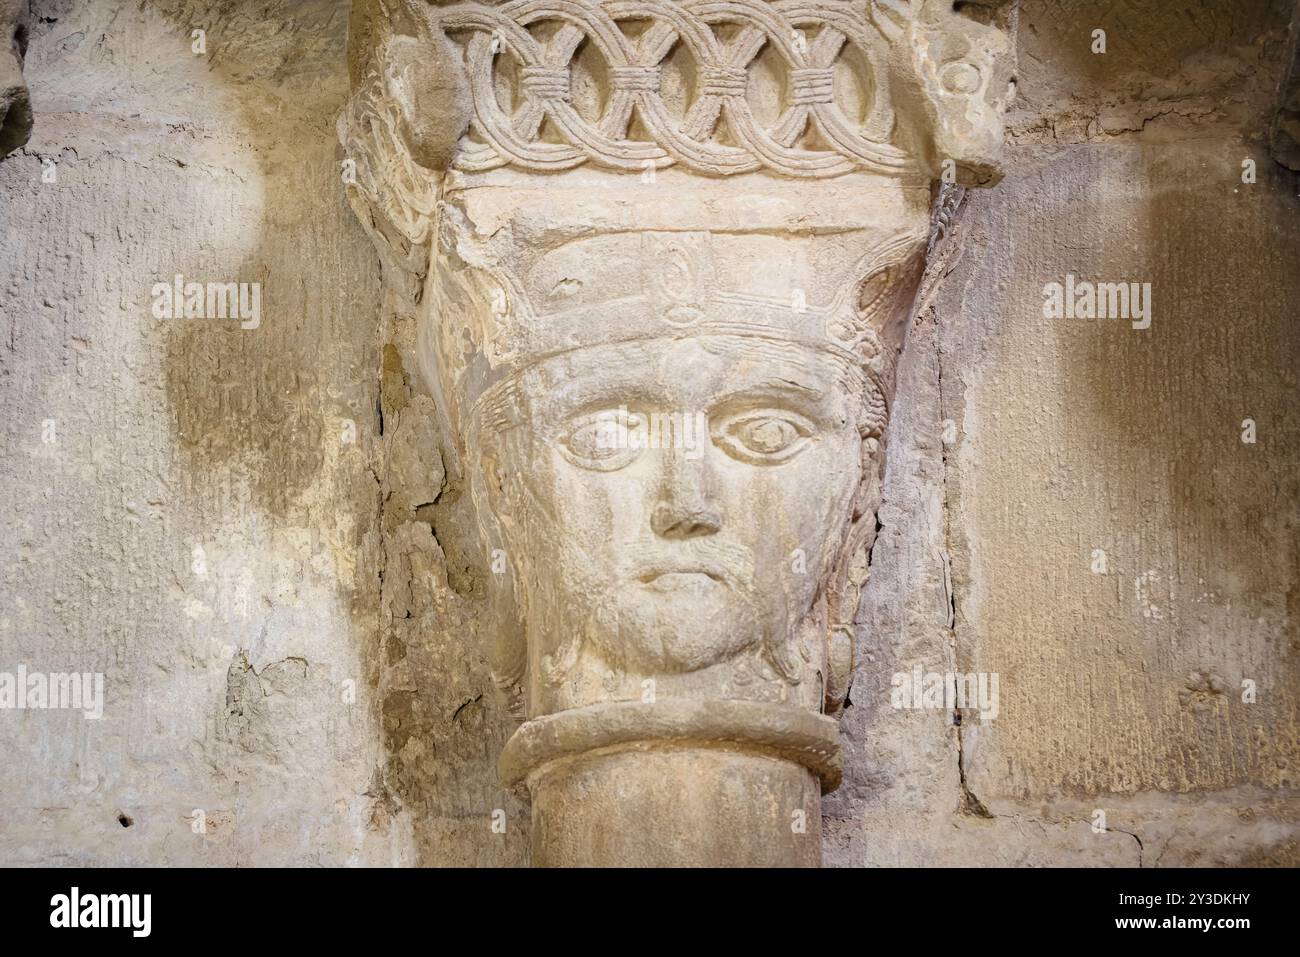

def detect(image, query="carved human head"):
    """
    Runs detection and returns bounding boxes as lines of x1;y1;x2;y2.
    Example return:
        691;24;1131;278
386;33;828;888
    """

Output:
340;0;1014;720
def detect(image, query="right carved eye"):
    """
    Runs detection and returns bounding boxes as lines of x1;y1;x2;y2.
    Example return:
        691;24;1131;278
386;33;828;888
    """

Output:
712;409;814;465
559;410;646;471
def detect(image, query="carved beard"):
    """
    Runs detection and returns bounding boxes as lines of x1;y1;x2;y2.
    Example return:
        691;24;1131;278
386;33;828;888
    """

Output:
514;497;824;685
510;489;770;680
576;566;765;677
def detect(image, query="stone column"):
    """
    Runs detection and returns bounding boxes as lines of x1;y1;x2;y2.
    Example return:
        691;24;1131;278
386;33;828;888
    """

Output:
501;699;839;866
340;0;1014;867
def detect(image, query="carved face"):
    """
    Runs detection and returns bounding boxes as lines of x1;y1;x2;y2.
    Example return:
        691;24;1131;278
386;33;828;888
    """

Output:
487;333;870;687
422;174;929;714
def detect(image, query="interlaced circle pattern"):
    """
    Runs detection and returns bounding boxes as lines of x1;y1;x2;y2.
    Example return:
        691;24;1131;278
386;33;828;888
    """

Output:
422;0;913;178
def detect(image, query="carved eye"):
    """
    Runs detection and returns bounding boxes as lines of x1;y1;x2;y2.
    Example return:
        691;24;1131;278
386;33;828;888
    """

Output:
713;411;813;465
560;410;646;471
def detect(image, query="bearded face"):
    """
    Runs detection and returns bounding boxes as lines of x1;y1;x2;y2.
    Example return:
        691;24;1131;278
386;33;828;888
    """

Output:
485;333;870;687
423;173;930;716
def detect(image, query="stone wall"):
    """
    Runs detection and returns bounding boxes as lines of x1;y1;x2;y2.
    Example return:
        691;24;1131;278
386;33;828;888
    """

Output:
827;0;1300;867
1;0;1295;866
0;0;402;865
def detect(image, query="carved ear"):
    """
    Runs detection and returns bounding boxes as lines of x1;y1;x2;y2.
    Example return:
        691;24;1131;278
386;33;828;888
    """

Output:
478;449;512;515
854;248;927;362
823;439;883;715
485;533;527;719
474;449;528;719
379;28;472;172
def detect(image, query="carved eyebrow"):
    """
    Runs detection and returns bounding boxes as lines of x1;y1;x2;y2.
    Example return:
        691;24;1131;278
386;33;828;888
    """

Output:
707;378;832;415
767;377;823;397
544;378;666;420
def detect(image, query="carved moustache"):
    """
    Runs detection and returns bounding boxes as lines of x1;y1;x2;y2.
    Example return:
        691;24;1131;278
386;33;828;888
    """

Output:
619;538;755;588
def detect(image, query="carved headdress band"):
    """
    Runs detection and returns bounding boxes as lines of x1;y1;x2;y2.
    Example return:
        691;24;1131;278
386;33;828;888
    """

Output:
423;176;928;418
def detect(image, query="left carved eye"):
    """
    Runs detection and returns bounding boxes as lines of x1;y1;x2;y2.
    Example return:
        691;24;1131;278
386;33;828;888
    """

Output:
713;411;813;465
558;410;647;471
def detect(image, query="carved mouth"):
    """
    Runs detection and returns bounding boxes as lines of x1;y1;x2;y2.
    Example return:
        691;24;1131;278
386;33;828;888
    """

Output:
636;567;725;587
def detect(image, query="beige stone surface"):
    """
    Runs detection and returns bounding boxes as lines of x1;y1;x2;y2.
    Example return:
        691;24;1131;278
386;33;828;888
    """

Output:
941;140;1298;862
339;0;1014;865
0;0;406;865
827;0;1300;866
0;0;32;156
0;0;1296;867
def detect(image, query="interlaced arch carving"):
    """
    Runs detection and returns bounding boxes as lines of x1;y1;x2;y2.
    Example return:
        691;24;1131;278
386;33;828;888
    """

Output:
417;0;915;178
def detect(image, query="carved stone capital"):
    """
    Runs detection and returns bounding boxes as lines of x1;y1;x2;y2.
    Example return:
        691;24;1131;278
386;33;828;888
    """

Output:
341;0;1015;866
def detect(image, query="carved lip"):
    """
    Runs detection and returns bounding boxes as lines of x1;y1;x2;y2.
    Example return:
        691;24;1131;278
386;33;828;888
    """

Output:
635;565;725;587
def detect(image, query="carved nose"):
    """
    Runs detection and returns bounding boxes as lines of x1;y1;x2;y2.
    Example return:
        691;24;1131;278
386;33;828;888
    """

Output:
651;503;722;539
651;428;720;539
